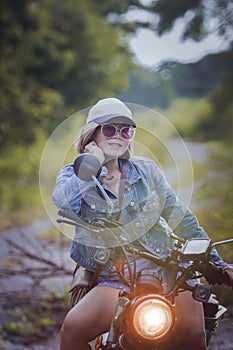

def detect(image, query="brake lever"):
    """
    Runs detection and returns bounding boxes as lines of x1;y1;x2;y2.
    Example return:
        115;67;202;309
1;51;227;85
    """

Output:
57;209;101;233
56;218;101;233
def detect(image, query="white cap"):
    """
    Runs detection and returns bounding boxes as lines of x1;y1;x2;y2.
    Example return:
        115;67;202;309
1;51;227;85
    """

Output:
86;98;136;127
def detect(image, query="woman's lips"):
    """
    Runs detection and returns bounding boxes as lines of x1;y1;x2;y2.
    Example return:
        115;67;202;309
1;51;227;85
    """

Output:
108;141;122;147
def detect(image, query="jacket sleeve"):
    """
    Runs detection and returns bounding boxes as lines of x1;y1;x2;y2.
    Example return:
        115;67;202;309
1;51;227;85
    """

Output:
52;164;93;213
159;171;227;267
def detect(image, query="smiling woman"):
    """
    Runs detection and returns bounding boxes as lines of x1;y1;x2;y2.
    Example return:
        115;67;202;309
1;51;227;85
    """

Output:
74;98;136;196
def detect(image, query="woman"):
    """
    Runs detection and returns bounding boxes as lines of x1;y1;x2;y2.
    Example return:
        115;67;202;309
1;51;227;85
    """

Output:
52;98;233;350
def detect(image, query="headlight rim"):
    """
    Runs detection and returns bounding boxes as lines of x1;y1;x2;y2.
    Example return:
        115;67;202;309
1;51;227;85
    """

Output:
129;294;175;343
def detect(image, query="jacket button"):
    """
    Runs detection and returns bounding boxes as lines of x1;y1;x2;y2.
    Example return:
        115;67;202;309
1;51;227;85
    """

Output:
127;187;132;192
91;204;96;209
135;222;140;228
156;248;161;253
130;201;135;206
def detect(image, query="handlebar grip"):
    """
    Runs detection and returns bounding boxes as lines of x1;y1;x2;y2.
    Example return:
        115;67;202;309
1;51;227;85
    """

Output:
198;261;230;285
214;265;230;284
58;208;81;223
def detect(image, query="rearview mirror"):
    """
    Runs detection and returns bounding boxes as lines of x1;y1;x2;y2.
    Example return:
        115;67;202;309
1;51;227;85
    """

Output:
180;238;211;260
73;153;101;181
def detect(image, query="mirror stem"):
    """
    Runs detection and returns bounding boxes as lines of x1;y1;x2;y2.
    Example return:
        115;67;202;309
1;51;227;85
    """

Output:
91;175;114;216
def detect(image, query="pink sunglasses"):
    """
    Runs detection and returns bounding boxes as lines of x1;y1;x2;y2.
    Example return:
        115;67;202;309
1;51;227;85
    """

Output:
101;124;135;140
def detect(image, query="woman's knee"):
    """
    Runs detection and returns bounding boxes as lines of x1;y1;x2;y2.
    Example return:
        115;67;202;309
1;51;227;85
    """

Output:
61;286;119;343
60;310;86;342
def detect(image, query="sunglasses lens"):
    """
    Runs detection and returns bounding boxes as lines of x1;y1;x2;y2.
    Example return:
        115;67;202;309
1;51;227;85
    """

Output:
101;124;135;140
121;127;135;140
102;124;116;137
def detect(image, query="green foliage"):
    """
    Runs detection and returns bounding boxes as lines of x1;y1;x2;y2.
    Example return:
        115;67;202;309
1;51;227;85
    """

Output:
147;1;233;145
152;0;202;36
198;77;233;142
158;97;211;139
120;49;232;111
0;0;132;151
3;320;44;337
164;52;231;97
0;0;64;148
195;142;233;261
193;142;233;304
1;293;66;345
0;0;134;227
151;0;233;42
0;129;47;229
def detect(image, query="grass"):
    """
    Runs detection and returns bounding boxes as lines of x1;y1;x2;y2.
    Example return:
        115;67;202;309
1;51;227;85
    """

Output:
0;204;47;233
157;97;211;139
1;292;68;345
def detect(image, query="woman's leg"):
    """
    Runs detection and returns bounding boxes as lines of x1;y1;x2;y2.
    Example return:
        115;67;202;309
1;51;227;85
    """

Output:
60;285;119;350
174;291;207;350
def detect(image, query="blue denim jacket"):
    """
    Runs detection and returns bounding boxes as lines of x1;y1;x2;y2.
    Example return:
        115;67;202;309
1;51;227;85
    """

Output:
52;156;226;274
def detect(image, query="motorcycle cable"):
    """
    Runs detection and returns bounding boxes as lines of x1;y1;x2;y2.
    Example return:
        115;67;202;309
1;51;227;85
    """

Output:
91;216;138;291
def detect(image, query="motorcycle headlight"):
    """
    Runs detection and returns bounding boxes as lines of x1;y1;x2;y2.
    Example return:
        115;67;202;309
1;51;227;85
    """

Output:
130;295;174;342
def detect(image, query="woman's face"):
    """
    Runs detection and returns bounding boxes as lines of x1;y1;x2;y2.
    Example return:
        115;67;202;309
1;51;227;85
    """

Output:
94;123;132;160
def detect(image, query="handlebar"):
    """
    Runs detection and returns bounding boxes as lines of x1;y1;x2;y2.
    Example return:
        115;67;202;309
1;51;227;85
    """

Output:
57;208;101;233
57;209;232;288
196;261;230;285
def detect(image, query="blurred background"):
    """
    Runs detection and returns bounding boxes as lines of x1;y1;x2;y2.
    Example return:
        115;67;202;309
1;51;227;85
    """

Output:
0;0;233;348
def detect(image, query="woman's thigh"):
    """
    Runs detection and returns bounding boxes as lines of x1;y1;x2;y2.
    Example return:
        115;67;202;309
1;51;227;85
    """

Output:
63;285;120;341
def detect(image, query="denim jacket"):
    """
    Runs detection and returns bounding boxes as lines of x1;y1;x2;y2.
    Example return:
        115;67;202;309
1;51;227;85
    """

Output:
52;156;226;273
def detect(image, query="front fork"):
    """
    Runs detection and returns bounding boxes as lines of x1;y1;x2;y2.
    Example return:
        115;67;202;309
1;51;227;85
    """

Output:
204;303;227;345
95;294;129;350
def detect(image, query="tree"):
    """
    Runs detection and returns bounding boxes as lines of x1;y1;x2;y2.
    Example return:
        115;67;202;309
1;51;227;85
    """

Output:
196;49;233;141
0;0;132;150
147;0;233;142
1;0;233;150
138;0;233;43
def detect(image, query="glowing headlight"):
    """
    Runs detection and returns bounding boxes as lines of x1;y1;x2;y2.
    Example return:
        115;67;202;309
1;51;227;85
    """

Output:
131;295;174;341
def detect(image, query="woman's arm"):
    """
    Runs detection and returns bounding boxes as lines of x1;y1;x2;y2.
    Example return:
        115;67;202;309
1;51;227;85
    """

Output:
158;171;228;267
52;164;93;212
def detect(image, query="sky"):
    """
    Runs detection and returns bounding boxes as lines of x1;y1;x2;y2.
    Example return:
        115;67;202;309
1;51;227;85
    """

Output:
127;14;229;69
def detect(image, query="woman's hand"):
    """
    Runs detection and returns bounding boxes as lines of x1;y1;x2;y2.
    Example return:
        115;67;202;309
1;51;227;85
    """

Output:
224;266;233;288
84;141;105;164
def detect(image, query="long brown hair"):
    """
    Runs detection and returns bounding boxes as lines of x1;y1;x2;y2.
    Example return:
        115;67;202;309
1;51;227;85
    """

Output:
75;121;99;154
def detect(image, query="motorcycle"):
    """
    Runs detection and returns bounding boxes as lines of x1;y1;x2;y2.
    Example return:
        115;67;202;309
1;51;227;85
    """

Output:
57;154;233;349
58;207;232;349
